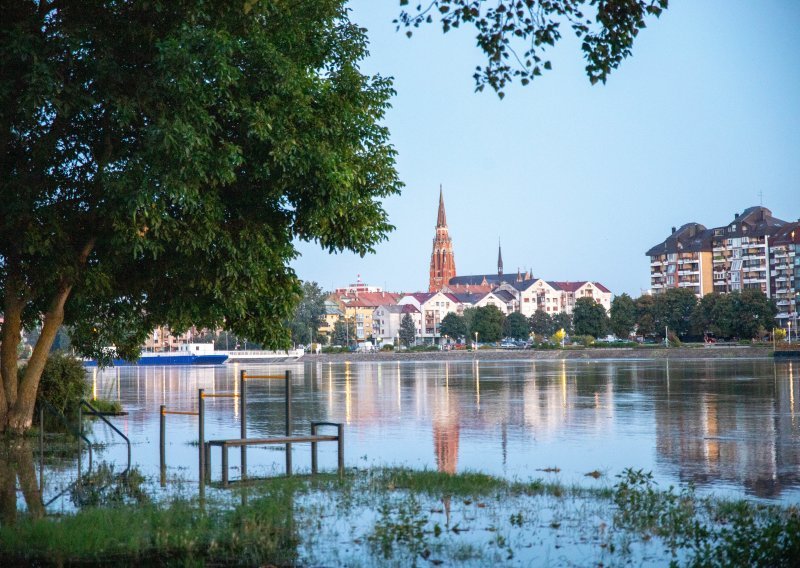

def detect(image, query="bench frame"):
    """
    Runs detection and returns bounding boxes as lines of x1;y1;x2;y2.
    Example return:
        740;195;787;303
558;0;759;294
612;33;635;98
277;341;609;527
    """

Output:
205;421;344;485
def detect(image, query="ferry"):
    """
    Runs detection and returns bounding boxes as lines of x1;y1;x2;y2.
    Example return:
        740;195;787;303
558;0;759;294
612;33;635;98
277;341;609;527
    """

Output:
84;343;228;366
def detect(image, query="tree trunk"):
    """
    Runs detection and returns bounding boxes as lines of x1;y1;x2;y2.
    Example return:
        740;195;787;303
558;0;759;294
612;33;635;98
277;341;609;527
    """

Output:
6;285;72;434
0;278;24;433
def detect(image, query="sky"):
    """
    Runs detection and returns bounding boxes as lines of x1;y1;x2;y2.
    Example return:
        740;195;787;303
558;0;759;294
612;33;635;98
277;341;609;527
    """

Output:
292;1;800;297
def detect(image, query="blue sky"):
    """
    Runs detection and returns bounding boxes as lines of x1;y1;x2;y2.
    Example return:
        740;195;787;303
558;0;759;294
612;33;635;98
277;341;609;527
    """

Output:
292;1;800;297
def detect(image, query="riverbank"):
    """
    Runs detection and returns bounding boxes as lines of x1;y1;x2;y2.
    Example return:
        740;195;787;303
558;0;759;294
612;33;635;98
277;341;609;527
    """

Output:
303;344;774;363
1;467;797;566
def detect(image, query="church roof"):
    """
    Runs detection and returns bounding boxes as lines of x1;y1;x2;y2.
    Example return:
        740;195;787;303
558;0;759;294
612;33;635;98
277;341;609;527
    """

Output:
437;185;447;227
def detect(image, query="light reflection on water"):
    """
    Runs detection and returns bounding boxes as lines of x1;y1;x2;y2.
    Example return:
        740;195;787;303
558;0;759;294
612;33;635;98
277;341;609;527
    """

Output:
84;358;800;502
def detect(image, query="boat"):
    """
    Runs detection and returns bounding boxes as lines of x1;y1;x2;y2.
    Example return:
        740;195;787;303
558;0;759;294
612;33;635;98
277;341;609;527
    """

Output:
84;343;228;366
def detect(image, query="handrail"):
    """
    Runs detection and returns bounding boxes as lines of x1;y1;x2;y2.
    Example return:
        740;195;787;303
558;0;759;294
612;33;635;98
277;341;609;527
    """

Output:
39;398;93;473
80;399;131;475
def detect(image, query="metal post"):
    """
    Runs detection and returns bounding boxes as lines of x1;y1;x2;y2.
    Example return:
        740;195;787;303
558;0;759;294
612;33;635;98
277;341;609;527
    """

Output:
240;370;247;481
77;404;82;482
198;389;205;486
285;370;292;476
337;423;345;475
160;405;166;487
222;443;229;486
311;423;318;474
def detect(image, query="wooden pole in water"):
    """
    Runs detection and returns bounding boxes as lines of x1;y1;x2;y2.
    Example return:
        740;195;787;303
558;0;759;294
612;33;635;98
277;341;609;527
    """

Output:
285;370;292;475
240;370;247;481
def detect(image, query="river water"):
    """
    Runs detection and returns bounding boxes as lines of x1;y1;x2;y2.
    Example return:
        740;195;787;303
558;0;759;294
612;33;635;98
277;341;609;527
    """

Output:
77;357;800;504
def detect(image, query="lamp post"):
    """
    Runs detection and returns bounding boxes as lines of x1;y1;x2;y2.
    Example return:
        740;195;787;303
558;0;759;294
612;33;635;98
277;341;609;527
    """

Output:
474;331;478;350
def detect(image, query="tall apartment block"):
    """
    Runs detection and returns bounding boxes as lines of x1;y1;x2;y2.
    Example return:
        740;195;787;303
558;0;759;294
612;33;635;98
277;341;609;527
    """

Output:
646;223;714;297
647;206;799;328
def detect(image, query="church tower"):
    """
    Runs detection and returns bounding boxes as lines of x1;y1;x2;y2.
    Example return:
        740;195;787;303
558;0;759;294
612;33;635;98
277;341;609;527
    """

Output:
429;186;457;292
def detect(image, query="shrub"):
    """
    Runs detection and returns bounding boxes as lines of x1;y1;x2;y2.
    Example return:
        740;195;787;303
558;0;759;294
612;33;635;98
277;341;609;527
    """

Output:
24;352;89;415
579;335;595;347
380;344;394;351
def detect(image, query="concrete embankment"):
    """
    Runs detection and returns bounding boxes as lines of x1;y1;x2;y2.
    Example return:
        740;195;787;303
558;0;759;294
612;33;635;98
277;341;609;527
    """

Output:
302;345;773;364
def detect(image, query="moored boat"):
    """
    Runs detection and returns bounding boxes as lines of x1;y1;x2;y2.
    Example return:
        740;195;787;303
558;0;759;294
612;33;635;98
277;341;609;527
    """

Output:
84;343;228;366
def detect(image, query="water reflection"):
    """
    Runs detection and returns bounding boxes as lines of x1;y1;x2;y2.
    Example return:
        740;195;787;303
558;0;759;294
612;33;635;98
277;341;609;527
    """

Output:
75;359;800;503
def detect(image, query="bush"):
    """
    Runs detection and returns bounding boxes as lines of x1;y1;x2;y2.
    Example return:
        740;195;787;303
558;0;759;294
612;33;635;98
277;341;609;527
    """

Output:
579;335;595;347
380;344;394;351
24;352;89;415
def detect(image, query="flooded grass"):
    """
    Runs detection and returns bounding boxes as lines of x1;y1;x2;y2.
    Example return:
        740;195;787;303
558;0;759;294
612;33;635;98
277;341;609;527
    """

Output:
1;467;799;566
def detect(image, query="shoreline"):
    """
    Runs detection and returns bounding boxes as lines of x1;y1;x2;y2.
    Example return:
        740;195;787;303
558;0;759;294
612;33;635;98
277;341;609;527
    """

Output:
301;345;775;363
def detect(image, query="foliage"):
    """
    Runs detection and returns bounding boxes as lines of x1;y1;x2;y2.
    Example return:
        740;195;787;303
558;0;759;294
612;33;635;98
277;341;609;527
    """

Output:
396;0;668;96
0;0;400;432
471;305;505;343
550;329;566;346
572;297;608;338
71;464;149;509
439;312;467;340
368;496;428;559
503;312;529;340
286;282;327;345
774;329;787;342
381;344;395;351
26;353;88;416
652;288;697;337
552;312;573;335
635;294;657;337
689;290;776;339
399;313;416;347
528;310;554;336
87;398;123;415
462;307;477;337
610;293;636;339
333;318;356;347
577;335;595;347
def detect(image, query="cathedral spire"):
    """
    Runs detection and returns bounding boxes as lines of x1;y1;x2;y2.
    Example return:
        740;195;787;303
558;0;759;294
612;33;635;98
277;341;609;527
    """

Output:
497;239;503;276
436;184;447;227
429;185;457;292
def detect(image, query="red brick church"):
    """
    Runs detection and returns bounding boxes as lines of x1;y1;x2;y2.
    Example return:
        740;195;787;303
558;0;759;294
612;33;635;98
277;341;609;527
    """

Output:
428;186;457;292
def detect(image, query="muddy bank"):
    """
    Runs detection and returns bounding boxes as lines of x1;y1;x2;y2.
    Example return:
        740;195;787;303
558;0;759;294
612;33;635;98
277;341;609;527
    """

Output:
302;345;773;363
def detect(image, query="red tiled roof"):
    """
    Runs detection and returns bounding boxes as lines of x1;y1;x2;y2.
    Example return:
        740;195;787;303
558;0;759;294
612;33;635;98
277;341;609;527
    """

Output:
340;291;401;307
548;281;587;292
594;282;612;293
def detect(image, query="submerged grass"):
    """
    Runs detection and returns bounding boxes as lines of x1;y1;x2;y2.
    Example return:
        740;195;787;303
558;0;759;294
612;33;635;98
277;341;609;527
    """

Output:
1;467;799;566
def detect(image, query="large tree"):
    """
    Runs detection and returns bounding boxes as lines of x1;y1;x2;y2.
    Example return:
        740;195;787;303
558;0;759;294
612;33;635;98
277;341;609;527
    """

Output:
635;294;656;337
528;310;554;336
439;312;467;340
503;311;529;340
471;305;505;343
610;293;636;339
397;0;668;95
286;282;326;345
572;297;608;338
0;1;400;432
399;313;416;347
652;288;697;338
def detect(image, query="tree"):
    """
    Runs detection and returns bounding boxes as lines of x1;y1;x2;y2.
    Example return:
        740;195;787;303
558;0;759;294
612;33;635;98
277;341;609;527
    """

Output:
333;318;356;347
652;288;697;337
397;0;668;95
286;282;326;345
439;312;467;340
471;305;505;343
399;313;416;347
731;290;776;339
635;294;656;337
610;293;636;339
462;307;478;337
503;312;529;340
528;310;554;336
573;297;608;338
0;1;401;433
552;312;573;335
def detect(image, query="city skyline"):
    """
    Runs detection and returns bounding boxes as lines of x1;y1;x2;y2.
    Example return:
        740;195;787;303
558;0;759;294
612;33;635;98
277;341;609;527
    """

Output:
291;1;799;296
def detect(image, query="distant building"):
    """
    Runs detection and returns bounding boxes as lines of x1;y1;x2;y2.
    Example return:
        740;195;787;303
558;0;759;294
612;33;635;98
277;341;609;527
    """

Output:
646;206;798;328
429;186;457;292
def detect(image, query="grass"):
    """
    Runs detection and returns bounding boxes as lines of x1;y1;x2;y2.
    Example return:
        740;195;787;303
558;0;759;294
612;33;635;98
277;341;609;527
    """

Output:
1;467;799;566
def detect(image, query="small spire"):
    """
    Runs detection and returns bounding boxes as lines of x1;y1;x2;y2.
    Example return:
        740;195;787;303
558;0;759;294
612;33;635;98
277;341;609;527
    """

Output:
497;238;503;276
436;184;447;227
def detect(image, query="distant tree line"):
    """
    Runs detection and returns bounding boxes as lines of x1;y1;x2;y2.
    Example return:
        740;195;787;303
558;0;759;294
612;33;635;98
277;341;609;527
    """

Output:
435;288;778;344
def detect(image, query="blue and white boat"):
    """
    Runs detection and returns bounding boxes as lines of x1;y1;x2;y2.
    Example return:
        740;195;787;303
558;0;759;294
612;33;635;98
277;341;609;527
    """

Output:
85;343;228;367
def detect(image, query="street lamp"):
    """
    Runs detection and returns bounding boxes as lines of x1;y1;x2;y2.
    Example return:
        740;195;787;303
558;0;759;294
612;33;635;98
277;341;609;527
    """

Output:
474;331;478;350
